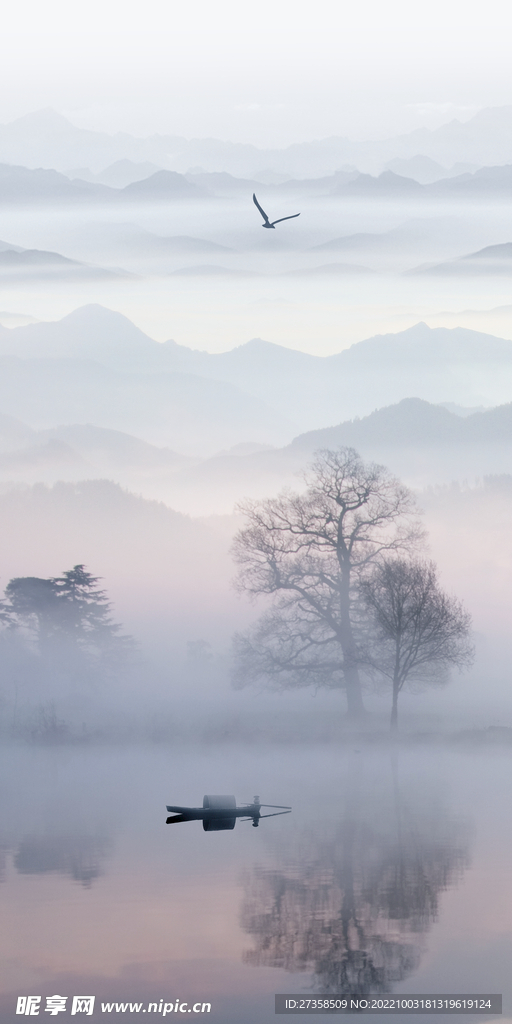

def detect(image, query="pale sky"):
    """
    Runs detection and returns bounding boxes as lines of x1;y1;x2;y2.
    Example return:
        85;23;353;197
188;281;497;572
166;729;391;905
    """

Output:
1;0;511;145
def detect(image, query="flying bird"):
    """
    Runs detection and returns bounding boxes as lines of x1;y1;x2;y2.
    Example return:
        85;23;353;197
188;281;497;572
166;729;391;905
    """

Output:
253;193;300;229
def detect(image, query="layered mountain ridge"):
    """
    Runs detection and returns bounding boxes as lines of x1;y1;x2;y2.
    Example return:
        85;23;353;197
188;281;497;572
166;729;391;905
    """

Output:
4;106;512;176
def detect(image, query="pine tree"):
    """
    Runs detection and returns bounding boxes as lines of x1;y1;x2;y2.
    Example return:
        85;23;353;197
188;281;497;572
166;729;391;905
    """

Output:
4;564;134;668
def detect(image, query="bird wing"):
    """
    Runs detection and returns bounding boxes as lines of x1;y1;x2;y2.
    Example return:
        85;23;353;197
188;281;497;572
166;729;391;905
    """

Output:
270;213;301;226
253;193;270;223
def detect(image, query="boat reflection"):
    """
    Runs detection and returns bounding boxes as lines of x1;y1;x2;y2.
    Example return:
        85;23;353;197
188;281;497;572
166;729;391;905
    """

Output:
241;758;471;994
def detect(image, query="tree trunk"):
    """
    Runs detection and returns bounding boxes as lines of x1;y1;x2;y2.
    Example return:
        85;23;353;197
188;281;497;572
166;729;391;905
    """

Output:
339;570;365;719
390;678;399;732
344;665;366;718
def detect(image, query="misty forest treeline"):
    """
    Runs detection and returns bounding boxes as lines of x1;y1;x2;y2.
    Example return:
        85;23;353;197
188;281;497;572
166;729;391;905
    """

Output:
0;564;134;698
0;457;474;738
232;447;473;728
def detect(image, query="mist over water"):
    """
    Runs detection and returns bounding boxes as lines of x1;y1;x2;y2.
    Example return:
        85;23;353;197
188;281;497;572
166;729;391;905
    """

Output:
0;743;510;1024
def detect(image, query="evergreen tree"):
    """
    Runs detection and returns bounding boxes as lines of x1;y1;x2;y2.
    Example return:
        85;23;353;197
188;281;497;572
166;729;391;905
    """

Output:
4;564;133;667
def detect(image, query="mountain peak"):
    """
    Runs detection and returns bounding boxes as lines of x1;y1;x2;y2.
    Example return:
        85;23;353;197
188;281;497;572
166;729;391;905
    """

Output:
59;303;142;327
243;337;287;351
6;108;75;131
396;321;431;336
223;337;316;366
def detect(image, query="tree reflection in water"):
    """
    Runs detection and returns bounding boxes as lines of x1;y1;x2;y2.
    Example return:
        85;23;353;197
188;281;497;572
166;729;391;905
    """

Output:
241;758;471;994
14;834;110;887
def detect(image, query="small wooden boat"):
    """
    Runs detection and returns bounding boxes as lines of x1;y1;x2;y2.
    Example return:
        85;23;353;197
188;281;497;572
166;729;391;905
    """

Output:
166;794;291;830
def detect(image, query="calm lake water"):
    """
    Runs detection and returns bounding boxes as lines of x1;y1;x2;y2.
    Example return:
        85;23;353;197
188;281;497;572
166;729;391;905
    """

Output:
0;743;510;1024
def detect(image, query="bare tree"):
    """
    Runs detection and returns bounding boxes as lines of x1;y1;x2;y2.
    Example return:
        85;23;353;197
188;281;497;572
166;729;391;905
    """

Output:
359;558;474;730
232;448;423;718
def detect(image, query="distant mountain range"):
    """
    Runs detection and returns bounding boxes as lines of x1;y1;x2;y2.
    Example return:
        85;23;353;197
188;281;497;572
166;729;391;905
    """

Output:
48;224;235;267
0;162;208;204
70;158;163;188
0;247;133;280
0;332;294;456
167;396;512;512
290;397;512;451
0;162;114;202
3;306;512;448
0;414;191;474
185;168;359;196
3;397;512;513
4;106;512;178
3;157;512;206
0;238;24;253
120;169;208;200
384;155;476;184
408;241;512;276
3;227;507;279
